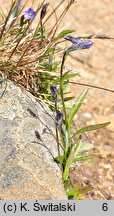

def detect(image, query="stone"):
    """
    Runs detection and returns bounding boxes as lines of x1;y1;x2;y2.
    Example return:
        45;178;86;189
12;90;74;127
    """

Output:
0;80;67;200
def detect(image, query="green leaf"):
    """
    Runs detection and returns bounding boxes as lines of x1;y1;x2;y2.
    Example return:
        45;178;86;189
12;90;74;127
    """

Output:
63;144;76;181
62;82;69;93
62;71;79;82
53;77;60;83
66;185;93;197
73;139;94;156
64;96;74;102
74;139;82;156
53;71;79;84
72;122;111;138
54;155;64;164
51;61;60;70
68;88;88;128
73;154;98;162
78;141;94;153
58;104;73;110
59;126;66;149
55;29;75;41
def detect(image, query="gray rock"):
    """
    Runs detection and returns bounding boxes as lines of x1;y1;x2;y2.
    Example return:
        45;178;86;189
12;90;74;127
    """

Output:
0;80;67;200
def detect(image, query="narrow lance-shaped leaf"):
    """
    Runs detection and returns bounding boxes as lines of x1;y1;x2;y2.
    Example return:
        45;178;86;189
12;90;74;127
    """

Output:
54;71;79;83
59;125;66;149
54;155;64;164
73;154;98;162
72;137;94;156
68;88;88;128
74;138;81;157
61;71;79;82
66;185;93;197
55;29;75;41
72;122;111;138
63;144;76;181
64;96;74;102
77;141;94;153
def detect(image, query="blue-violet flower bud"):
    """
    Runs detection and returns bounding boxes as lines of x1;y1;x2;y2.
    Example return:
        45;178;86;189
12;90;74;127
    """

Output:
40;3;49;20
50;85;57;102
56;111;62;123
79;40;93;49
64;35;82;45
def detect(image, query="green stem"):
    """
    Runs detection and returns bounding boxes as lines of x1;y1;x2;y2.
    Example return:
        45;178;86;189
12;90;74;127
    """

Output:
60;51;71;155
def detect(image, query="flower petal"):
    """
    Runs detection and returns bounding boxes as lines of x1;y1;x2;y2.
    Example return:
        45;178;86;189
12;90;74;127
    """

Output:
24;8;36;20
80;40;93;49
64;35;82;44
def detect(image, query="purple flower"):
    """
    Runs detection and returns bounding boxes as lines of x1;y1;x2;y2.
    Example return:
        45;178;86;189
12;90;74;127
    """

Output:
64;35;82;45
64;35;93;52
24;8;36;21
50;85;57;102
40;3;49;20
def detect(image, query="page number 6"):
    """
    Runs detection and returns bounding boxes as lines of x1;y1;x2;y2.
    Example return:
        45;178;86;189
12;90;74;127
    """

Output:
102;203;108;211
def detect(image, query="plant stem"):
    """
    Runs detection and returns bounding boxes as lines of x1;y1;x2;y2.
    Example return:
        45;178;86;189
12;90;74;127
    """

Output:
60;51;68;124
54;99;61;158
68;81;114;93
60;51;71;155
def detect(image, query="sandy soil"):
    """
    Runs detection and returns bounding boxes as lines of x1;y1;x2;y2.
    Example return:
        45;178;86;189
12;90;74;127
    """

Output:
0;0;114;199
